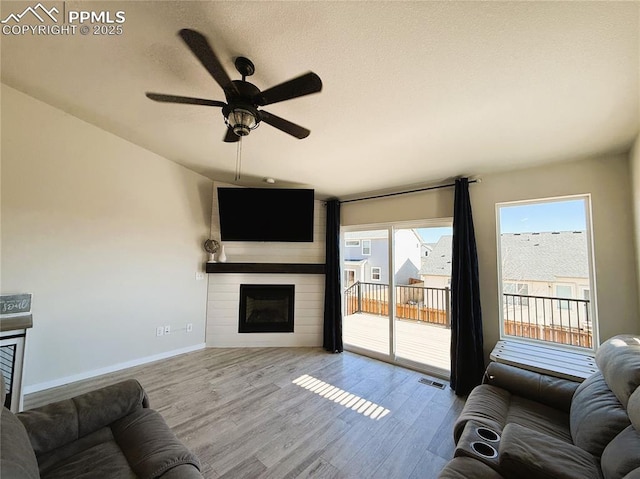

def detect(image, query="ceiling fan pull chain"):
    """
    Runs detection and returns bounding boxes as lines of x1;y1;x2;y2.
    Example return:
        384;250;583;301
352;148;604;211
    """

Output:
235;137;243;181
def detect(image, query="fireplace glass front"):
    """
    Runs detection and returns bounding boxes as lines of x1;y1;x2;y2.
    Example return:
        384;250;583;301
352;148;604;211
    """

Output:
238;284;295;333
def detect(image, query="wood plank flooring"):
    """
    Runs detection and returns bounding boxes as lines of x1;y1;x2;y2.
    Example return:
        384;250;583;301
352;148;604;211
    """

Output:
24;348;465;478
343;313;452;371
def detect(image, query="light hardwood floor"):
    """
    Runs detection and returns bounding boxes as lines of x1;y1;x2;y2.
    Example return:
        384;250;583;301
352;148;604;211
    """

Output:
24;348;464;478
344;313;452;372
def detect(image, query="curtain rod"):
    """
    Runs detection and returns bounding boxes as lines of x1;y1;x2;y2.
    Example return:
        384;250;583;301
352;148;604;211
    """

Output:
339;178;480;204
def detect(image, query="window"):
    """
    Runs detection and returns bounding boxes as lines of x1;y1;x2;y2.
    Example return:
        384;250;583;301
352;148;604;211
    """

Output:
504;282;529;306
371;267;381;281
345;240;360;247
497;195;596;350
555;285;572;310
362;240;371;256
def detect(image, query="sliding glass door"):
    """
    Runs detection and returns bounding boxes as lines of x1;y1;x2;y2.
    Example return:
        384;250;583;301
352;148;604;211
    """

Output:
393;226;452;375
342;222;453;377
343;229;390;356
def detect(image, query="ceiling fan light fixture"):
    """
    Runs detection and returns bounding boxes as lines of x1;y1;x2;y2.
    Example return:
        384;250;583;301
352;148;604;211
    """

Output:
225;107;259;137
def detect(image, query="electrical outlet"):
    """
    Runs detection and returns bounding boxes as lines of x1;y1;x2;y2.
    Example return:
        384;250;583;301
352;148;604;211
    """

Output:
164;325;170;335
156;326;164;337
195;272;205;281
186;323;193;333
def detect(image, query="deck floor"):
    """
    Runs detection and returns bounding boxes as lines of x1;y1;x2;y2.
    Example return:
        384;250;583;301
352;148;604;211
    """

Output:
343;313;451;372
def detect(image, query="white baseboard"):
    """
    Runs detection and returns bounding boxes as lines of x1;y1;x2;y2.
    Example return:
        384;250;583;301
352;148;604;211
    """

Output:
23;343;206;395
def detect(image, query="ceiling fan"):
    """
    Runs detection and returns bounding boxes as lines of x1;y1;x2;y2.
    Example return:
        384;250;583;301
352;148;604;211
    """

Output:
146;28;322;142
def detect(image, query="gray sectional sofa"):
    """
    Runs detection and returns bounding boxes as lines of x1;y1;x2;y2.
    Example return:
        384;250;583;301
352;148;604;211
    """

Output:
0;376;203;478
439;334;640;479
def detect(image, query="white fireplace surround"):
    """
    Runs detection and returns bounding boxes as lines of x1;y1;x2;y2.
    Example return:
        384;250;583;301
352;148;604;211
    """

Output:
206;182;326;348
206;274;324;347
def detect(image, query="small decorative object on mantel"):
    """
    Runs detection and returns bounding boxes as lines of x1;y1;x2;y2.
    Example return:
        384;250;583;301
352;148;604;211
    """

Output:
203;239;220;263
218;244;227;263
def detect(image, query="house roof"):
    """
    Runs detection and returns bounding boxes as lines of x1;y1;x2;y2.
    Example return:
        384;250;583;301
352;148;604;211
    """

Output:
345;259;368;266
500;231;589;281
420;236;453;276
421;231;590;281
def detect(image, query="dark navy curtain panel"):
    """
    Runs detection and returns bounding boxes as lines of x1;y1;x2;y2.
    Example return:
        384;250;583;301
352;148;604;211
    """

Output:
323;199;343;353
450;178;484;395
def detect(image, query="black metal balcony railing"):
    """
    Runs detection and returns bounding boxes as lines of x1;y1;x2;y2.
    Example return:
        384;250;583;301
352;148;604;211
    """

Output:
344;282;451;327
343;282;593;349
503;293;592;348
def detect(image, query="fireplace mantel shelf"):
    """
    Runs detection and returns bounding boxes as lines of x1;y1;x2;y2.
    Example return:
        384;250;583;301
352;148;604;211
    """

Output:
205;263;325;274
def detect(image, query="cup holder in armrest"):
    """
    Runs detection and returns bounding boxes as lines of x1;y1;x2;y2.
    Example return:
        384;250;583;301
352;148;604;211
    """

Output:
471;441;498;459
476;427;500;442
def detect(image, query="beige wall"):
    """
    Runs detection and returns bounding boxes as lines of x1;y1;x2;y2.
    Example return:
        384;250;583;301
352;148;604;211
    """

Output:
631;136;640;302
1;85;213;392
342;154;640;360
342;187;454;226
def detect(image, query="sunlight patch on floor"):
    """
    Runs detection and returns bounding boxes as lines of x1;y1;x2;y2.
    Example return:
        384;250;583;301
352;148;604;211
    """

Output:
292;374;390;420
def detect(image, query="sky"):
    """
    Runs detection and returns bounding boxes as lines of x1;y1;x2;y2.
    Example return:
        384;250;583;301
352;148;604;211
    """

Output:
417;226;452;243
498;199;587;234
416;198;587;242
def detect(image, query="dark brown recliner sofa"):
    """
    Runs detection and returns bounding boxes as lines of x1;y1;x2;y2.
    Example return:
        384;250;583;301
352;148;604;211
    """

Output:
0;375;203;478
439;334;640;479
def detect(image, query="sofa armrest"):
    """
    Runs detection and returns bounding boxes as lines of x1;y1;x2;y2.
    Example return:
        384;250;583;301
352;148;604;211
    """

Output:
499;423;602;479
18;379;149;456
1;408;40;479
484;362;579;412
438;457;505;478
158;464;205;479
112;408;201;479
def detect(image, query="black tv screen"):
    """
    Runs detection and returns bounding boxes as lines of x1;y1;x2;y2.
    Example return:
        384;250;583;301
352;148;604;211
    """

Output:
217;188;315;242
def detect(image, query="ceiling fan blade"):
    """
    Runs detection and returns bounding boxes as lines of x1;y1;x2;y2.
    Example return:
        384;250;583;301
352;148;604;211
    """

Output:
255;72;322;106
178;29;239;95
223;128;241;143
260;110;310;139
146;93;226;108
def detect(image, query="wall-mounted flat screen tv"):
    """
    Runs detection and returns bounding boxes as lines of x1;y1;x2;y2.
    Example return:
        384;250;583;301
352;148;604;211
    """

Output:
217;188;315;242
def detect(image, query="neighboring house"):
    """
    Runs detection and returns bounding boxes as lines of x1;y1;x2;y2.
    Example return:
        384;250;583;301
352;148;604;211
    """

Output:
499;231;591;331
421;243;436;258
343;229;423;287
394;229;424;285
499;231;590;301
344;230;388;287
421;232;589;291
421;232;591;329
419;236;453;290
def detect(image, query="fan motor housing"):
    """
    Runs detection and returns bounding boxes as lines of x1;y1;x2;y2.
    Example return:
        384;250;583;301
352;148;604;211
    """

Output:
225;80;260;102
223;81;262;136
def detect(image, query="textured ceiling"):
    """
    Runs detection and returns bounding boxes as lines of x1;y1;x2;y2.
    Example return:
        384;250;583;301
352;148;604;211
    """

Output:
1;1;638;199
